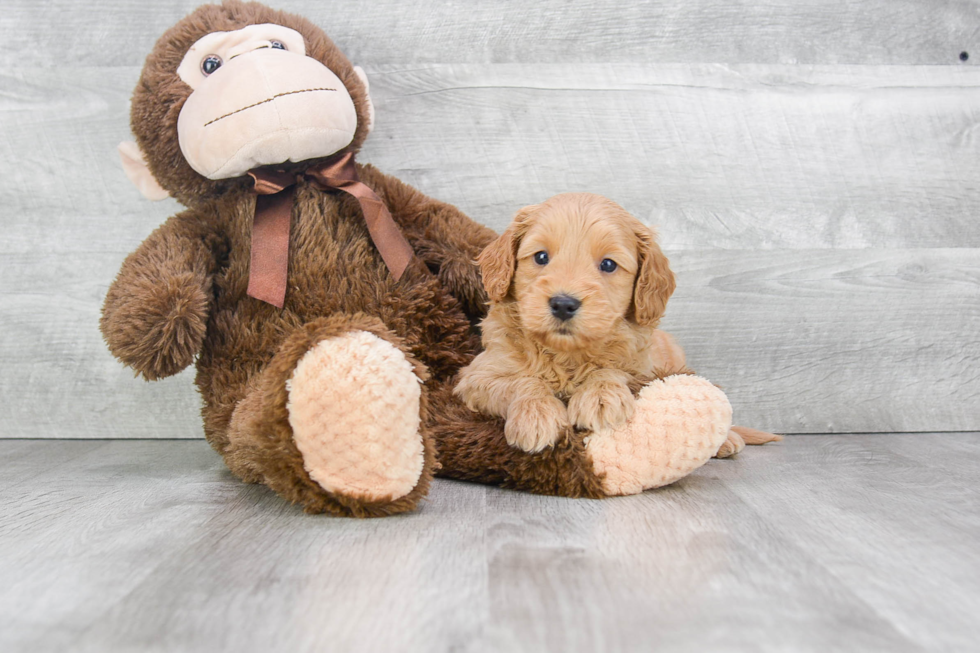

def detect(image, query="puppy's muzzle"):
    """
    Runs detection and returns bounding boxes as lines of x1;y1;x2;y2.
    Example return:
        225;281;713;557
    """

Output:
549;294;581;322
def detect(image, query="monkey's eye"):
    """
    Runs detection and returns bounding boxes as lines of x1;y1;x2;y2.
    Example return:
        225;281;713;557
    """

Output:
599;258;618;273
270;40;286;50
201;55;223;76
533;251;549;266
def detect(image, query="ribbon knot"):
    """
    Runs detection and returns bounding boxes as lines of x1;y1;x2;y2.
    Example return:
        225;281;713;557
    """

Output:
246;152;414;308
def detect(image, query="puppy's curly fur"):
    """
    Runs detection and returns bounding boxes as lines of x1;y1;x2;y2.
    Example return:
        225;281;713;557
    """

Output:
455;193;680;452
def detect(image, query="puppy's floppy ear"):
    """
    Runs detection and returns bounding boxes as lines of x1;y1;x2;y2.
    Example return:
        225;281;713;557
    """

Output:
478;205;536;302
632;224;676;326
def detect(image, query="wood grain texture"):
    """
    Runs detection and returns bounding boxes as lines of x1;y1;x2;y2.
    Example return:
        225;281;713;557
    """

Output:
2;61;979;436
361;64;980;248
4;64;979;251
698;433;980;653
2;0;978;67
2;247;976;437
663;248;980;433
1;436;978;652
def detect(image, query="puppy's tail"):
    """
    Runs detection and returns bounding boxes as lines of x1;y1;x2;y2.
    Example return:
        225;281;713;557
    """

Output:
731;425;783;445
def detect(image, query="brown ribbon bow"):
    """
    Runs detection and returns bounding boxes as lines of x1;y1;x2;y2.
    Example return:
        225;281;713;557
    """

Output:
246;152;415;308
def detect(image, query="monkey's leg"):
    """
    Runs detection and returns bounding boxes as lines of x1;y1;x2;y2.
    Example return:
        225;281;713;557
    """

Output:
222;314;435;517
429;374;731;498
648;331;782;460
427;381;607;498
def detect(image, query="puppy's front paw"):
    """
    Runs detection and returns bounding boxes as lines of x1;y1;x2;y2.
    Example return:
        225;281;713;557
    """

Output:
568;380;635;433
505;395;569;453
713;429;746;458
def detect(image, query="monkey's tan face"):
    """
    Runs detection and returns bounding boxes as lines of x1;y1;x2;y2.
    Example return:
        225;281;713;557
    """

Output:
176;23;358;179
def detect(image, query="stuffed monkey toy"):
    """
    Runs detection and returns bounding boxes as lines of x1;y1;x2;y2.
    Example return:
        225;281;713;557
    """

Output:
103;0;735;517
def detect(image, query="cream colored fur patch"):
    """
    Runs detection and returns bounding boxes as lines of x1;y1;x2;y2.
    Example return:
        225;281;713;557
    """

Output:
587;375;732;495
287;331;424;502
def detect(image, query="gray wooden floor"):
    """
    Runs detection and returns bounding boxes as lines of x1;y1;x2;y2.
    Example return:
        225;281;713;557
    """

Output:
1;435;978;653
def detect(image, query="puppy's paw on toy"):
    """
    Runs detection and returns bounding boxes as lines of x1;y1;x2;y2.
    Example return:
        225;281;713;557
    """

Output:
505;395;569;453
586;374;732;495
568;378;635;433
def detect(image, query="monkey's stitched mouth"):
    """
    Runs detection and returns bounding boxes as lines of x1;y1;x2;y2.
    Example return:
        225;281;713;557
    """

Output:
204;87;337;127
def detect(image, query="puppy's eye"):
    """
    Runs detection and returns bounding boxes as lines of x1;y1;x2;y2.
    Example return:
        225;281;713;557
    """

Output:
599;258;618;273
270;40;286;50
534;251;549;266
201;55;222;75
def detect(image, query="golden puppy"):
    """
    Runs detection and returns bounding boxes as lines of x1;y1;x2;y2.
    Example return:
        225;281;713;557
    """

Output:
455;193;678;452
456;192;782;455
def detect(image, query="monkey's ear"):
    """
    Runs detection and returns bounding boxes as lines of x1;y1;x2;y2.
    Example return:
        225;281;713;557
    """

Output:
118;141;170;201
353;66;375;134
631;225;676;326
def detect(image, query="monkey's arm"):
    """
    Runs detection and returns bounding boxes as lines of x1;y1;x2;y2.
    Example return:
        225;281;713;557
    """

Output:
100;212;217;381
357;164;498;320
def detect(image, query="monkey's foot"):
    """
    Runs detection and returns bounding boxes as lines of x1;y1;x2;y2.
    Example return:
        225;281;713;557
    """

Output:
586;375;732;496
286;330;425;503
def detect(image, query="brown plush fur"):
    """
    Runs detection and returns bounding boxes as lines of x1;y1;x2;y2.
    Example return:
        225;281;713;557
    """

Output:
102;2;757;514
222;314;436;517
427;382;607;498
430;368;688;498
455;194;677;452
101;1;504;516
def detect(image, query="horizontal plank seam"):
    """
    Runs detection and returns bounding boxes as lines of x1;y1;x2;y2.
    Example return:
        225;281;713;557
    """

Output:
2;431;980;443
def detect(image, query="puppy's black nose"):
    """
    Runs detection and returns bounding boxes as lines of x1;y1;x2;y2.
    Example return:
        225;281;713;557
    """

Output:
549;294;581;321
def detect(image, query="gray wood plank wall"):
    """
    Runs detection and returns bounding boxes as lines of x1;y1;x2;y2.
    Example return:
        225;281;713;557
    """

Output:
1;0;978;438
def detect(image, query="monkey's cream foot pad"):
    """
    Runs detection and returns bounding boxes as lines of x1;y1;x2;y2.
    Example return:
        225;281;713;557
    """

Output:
286;330;425;502
586;375;732;496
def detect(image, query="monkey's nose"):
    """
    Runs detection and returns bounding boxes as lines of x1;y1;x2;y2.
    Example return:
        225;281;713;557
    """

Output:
549;294;581;322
